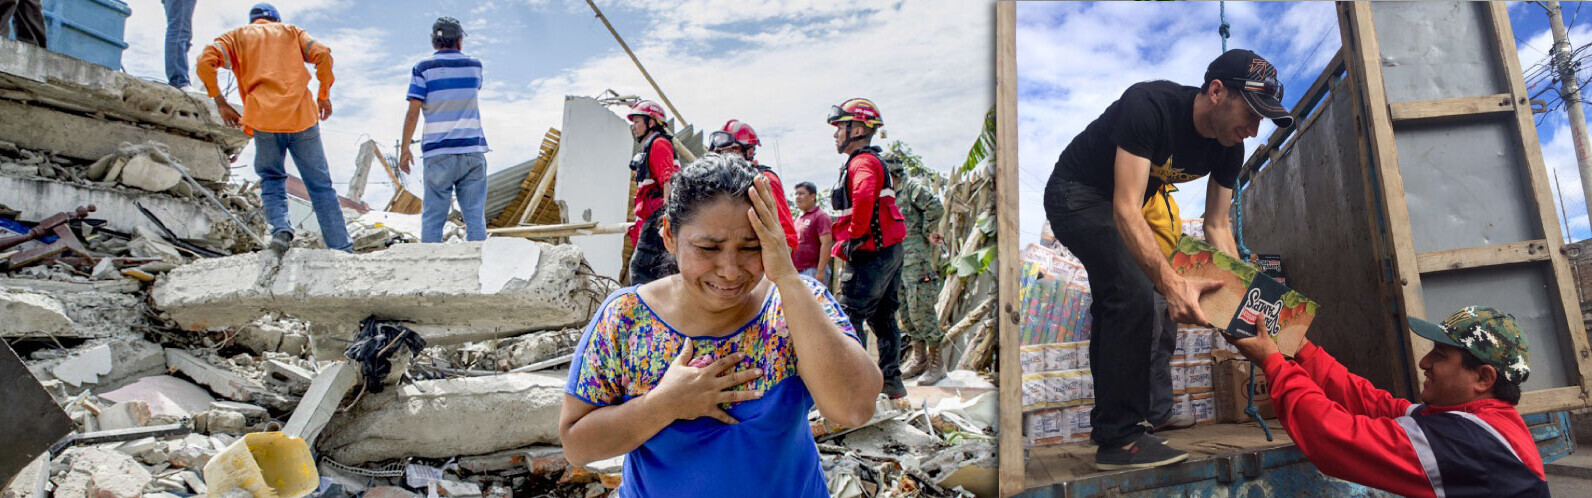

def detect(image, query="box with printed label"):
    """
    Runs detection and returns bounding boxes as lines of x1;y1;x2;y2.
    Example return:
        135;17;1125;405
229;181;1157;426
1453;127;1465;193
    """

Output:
1185;359;1214;393
1190;392;1217;424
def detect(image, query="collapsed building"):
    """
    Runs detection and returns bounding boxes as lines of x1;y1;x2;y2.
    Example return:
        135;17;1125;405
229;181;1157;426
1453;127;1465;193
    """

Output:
0;36;998;498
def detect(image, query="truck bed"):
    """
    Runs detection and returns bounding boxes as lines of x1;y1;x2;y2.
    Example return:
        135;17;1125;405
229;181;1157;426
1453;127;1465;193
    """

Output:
1024;420;1294;488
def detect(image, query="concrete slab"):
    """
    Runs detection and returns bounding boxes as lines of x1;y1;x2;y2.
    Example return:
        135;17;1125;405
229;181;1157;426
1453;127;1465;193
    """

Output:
317;371;567;464
164;348;271;403
151;241;596;358
99;375;216;420
0;174;233;243
0;99;230;181
97;400;152;431
49;343;112;388
27;336;165;391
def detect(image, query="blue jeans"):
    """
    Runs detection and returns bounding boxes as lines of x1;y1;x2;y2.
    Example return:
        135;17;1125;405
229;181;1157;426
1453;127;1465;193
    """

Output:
422;152;488;242
254;125;352;252
162;0;195;88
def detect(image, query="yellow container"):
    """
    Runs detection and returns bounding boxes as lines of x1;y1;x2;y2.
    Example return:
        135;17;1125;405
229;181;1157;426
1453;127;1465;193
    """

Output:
202;432;320;498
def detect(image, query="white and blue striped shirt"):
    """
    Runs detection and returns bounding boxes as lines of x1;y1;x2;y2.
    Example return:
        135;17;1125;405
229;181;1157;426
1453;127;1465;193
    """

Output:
407;50;489;158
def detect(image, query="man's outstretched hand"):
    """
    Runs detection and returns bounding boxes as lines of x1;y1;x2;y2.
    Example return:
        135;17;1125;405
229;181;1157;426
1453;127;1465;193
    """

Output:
1231;318;1281;364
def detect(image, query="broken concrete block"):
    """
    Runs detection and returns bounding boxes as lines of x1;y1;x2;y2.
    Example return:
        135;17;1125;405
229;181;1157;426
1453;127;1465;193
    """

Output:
115;153;183;192
28;336;164;391
89;258;119;280
264;359;314;393
922;440;995;498
49;343;112;388
150;241;595;358
126;227;186;266
0;289;72;337
114;437;158;458
99;375;215;421
208;401;268;421
192;409;248;435
282;361;358;448
428;479;482;498
63;448;151;498
318;371;566;464
363;486;418;498
97;400;152;431
456;446;565;475
164;348;270;403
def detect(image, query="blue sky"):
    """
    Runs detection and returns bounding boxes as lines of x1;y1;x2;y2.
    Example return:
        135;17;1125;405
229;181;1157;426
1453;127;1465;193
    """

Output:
116;0;993;212
1017;1;1592;247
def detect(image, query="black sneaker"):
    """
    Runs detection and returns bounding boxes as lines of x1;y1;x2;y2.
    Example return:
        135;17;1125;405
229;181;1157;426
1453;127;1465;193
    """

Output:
1095;434;1189;471
269;231;293;254
882;376;908;399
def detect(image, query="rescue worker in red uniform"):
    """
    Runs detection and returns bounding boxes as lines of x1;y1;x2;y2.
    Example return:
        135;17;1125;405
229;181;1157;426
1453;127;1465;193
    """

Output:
708;119;798;252
626;100;682;285
827;98;909;398
1232;307;1547;497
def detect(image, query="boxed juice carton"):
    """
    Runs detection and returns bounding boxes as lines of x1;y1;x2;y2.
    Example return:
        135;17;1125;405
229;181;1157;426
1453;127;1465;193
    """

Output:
1168;236;1316;355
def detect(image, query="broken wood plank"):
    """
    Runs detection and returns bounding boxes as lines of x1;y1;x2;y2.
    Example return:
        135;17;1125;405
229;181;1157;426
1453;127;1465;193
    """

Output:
489;222;629;239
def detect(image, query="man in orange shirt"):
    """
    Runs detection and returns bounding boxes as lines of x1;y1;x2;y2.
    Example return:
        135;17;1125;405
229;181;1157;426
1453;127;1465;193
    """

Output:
197;3;351;253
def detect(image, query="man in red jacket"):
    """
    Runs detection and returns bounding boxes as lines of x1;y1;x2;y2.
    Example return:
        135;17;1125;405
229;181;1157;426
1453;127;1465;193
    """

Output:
1232;306;1547;497
625;100;681;285
827;98;908;398
708;119;798;251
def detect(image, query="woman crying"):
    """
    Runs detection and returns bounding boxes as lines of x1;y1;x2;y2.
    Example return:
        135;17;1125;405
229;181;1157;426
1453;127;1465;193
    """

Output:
559;153;883;497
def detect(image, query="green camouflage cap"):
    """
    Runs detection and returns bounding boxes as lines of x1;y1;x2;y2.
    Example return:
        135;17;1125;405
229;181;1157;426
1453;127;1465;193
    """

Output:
1408;306;1531;384
880;152;905;174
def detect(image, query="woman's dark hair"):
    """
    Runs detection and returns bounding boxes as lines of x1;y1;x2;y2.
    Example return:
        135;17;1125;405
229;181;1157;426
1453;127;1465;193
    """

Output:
666;153;757;234
1460;350;1522;405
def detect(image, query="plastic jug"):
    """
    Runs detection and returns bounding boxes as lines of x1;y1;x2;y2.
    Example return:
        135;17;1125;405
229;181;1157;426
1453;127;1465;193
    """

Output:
202;432;319;498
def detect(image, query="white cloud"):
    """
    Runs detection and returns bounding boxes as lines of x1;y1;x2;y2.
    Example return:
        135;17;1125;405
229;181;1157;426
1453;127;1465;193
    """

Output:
1016;0;1339;247
117;0;991;218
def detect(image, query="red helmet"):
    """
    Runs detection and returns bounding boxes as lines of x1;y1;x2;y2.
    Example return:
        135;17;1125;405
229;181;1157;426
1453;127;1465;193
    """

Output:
827;98;883;128
720;120;760;147
627;100;667;123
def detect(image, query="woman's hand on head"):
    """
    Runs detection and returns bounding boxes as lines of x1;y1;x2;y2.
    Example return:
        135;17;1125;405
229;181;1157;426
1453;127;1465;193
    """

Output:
747;175;799;284
649;339;764;425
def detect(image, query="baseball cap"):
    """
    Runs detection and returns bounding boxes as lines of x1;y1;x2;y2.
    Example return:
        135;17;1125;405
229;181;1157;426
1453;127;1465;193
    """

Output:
433;17;466;40
1204;49;1294;128
249;3;280;22
1408;306;1532;384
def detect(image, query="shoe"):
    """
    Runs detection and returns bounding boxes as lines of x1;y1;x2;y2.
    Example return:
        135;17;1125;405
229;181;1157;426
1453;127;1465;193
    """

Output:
1095;434;1189;471
269;231;293;253
915;344;947;385
900;342;928;379
1150;414;1196;433
882;376;908;399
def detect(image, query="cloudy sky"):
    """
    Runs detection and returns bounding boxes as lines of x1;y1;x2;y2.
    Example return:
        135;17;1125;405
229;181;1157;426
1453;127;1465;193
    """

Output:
117;0;993;212
1017;1;1592;246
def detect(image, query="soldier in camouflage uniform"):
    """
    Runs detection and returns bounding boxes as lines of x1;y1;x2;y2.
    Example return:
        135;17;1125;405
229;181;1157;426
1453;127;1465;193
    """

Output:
884;152;948;385
1228;306;1546;496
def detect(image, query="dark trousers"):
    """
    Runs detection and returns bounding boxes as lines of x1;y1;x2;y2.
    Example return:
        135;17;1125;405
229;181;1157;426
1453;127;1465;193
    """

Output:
839;243;904;384
628;209;677;286
1045;179;1156;448
1149;292;1176;424
0;0;46;48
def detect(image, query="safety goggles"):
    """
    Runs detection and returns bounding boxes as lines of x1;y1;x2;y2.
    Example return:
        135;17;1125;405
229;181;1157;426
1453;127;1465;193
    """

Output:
827;105;853;124
708;130;743;151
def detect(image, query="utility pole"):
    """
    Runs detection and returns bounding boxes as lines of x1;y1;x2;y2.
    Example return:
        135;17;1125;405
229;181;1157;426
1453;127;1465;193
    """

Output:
1548;1;1592;226
585;0;687;127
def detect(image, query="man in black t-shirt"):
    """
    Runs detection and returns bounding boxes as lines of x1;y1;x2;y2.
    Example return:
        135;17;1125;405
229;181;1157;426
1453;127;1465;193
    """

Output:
1044;49;1295;470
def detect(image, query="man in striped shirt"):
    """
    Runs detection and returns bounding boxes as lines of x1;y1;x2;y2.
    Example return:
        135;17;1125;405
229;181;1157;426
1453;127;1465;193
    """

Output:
399;17;489;243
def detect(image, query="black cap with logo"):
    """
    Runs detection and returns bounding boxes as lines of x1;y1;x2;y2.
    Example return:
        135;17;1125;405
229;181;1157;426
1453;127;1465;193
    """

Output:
1204;49;1294;128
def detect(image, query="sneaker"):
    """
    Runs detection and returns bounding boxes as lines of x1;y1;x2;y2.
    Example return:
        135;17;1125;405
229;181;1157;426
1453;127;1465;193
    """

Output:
269;231;293;254
1150;414;1197;433
882;376;908;399
1095;434;1189;470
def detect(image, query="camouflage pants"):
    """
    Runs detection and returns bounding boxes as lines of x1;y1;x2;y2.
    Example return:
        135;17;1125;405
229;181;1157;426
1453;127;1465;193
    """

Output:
898;264;943;345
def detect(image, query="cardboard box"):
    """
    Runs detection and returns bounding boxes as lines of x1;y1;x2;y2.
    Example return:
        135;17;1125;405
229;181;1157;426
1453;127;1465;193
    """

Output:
1020;344;1046;373
1214;359;1276;423
1168;236;1316;355
1190;392;1217;424
1185;359;1213;393
1171;361;1187;395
